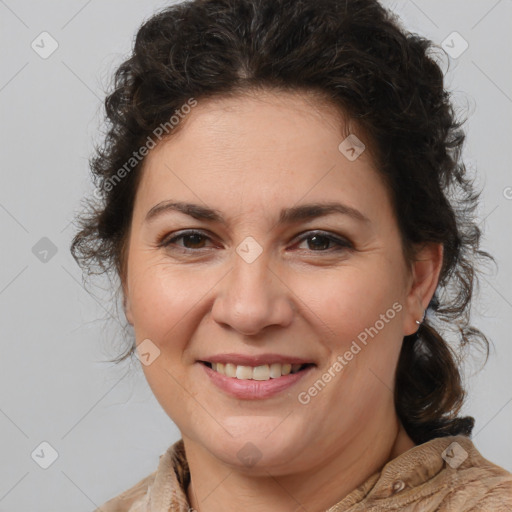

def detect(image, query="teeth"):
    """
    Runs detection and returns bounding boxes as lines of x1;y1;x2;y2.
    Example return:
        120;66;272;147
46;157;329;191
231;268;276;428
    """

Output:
269;363;283;378
225;363;236;378
253;365;270;380
236;365;253;379
208;362;306;380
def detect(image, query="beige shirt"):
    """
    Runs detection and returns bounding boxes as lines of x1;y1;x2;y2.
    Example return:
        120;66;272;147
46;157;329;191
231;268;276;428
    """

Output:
95;435;512;511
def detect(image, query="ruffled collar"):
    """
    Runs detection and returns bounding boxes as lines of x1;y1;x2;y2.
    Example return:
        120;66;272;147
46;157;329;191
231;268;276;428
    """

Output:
145;435;478;511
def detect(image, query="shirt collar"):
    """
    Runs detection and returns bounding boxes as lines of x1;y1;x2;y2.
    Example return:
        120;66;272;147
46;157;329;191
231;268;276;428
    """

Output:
147;435;475;511
328;435;475;509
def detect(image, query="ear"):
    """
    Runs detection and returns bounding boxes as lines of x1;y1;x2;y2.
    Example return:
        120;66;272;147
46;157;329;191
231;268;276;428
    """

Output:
403;243;443;336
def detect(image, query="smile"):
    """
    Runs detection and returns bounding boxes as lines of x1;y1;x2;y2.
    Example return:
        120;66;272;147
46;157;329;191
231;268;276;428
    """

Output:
199;360;315;400
201;361;313;381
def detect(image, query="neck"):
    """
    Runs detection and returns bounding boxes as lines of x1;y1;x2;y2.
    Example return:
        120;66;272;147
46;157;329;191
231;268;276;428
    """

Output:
184;420;416;512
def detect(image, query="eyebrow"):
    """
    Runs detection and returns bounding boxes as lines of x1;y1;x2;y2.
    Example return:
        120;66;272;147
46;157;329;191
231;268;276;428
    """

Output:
144;200;370;225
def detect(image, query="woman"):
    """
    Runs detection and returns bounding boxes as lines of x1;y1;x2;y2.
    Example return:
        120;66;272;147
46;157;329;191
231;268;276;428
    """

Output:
71;0;512;510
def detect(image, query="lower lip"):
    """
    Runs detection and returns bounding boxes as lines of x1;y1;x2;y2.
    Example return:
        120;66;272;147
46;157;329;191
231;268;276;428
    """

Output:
199;363;314;400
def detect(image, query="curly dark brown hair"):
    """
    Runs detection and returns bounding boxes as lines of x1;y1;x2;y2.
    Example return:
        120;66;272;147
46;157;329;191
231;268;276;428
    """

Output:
70;0;492;445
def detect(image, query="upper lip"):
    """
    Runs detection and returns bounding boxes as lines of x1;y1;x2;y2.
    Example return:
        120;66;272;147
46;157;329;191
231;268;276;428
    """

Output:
198;353;315;366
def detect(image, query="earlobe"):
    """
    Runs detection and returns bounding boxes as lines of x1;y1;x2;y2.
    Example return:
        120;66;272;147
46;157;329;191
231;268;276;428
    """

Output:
403;243;443;336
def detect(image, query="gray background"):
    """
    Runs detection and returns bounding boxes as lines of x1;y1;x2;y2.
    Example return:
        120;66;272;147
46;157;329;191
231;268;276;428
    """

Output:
0;1;511;510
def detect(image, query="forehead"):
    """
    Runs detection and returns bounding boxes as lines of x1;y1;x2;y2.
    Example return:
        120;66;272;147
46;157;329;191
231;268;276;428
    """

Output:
133;89;389;224
166;89;354;152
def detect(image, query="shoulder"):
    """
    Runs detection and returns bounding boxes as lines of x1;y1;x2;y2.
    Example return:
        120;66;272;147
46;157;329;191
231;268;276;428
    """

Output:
434;435;512;509
470;477;512;509
92;470;156;512
92;440;188;512
366;434;512;511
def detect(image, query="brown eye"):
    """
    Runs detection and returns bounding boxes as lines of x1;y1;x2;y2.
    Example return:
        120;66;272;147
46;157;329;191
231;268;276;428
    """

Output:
180;233;207;249
161;230;213;250
305;234;332;251
294;231;353;252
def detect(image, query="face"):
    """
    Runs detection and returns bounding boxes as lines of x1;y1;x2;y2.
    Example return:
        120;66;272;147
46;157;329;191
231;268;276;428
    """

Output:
123;90;432;474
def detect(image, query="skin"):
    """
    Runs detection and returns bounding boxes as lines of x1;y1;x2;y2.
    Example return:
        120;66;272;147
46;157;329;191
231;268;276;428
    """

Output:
123;89;443;512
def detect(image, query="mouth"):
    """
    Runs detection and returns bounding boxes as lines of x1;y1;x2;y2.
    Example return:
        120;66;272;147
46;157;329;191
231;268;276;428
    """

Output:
199;361;315;381
199;359;316;400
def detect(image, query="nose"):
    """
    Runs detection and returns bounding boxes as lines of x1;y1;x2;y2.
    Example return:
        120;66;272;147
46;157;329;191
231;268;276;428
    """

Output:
211;250;294;336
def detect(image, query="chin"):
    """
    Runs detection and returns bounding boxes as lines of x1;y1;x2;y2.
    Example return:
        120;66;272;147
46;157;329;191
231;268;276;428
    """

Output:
199;419;310;472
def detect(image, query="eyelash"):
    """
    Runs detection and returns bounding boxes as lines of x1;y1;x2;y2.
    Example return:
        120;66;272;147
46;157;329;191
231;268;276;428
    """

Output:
158;229;353;254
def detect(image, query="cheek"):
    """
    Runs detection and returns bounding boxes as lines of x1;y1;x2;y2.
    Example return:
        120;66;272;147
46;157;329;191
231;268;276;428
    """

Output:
128;259;203;335
128;262;207;422
292;264;405;339
291;264;406;401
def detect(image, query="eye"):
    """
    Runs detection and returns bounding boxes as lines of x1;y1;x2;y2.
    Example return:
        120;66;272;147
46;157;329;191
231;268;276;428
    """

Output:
158;229;353;254
293;231;353;252
159;230;215;251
